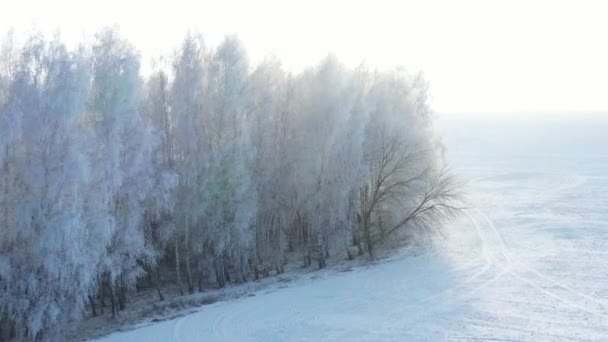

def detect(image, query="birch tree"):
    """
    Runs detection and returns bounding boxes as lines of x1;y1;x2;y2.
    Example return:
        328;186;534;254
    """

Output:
0;35;96;339
171;33;206;293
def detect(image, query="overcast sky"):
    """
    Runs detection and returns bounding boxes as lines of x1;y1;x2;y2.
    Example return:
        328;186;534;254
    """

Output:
1;0;606;113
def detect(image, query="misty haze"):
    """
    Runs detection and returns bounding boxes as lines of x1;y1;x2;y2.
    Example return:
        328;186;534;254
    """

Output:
0;1;607;341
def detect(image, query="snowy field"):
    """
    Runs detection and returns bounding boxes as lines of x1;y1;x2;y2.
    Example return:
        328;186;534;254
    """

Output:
96;113;608;341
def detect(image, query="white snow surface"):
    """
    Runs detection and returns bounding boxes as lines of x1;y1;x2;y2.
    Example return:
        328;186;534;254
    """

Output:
96;113;608;341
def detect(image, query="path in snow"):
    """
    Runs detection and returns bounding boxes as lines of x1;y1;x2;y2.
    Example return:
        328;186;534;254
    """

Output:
96;114;608;341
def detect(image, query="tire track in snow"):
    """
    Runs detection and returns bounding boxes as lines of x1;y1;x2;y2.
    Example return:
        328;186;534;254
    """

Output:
476;208;608;307
474;208;608;320
206;288;324;340
378;211;512;336
426;207;606;340
386;210;503;306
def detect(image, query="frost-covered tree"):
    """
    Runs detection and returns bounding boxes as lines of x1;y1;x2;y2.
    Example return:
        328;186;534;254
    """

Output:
357;70;461;257
201;36;256;286
0;35;96;339
288;56;365;267
0;31;19;268
86;28;153;317
246;57;292;274
171;32;207;293
140;66;178;300
0;30;462;339
0;31;17;111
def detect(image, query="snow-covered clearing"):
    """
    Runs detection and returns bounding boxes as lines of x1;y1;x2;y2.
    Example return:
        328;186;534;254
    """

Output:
96;114;608;341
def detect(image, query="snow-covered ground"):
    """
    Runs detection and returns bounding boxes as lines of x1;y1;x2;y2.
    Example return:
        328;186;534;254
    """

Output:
96;113;608;341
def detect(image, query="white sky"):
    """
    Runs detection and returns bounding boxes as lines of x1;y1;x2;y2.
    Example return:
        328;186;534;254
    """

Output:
1;0;606;113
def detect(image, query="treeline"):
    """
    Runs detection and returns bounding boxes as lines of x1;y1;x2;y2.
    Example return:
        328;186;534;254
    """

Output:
0;29;461;339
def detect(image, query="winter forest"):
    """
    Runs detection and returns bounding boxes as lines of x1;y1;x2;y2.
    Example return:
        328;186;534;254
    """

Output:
0;29;462;339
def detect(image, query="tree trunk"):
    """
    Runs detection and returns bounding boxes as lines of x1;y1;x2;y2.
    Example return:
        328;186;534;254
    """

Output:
288;228;294;252
306;246;312;267
346;247;354;260
110;283;117;319
99;278;105;315
223;257;231;283
356;230;364;256
117;287;124;312
364;214;374;259
198;264;204;292
254;261;260;280
154;266;164;301
317;230;326;269
175;235;184;295
185;220;194;294
240;255;248;282
298;213;309;267
214;257;226;288
88;296;97;317
263;264;270;278
147;267;153;288
118;274;127;311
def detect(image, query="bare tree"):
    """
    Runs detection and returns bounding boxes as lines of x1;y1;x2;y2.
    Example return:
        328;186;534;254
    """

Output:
359;127;463;258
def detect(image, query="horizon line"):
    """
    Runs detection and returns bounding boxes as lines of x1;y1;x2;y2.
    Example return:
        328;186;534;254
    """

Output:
437;110;608;115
